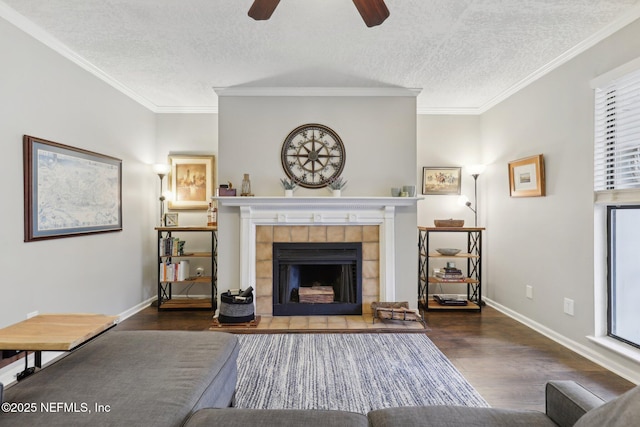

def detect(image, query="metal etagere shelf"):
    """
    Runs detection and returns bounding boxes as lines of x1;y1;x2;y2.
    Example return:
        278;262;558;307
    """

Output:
418;227;484;312
155;226;217;311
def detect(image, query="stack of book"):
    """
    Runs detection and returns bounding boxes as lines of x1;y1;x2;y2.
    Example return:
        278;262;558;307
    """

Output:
434;267;465;281
159;237;185;256
159;260;190;282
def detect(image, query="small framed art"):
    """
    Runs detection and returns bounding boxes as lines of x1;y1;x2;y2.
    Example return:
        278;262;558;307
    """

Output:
168;155;215;210
164;213;179;227
508;154;545;197
422;167;461;195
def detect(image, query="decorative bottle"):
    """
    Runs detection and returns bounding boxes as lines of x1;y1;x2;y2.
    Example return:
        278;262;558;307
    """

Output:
207;202;217;227
241;173;252;196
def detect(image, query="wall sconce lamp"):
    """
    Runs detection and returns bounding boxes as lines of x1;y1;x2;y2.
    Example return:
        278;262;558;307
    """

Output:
458;164;485;227
153;164;171;226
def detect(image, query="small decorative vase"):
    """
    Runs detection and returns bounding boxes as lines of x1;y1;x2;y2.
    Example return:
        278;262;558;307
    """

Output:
284;189;293;197
241;173;252;196
332;189;341;197
403;185;416;197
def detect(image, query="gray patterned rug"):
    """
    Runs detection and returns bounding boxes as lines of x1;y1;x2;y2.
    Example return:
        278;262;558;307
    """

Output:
235;333;488;414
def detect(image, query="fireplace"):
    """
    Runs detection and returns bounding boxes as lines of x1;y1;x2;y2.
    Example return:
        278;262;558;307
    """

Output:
214;196;422;316
273;242;362;316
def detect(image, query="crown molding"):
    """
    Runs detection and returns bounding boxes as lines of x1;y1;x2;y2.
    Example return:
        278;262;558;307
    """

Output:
0;1;158;112
4;0;640;116
154;106;219;114
213;86;422;98
477;4;640;114
416;106;482;115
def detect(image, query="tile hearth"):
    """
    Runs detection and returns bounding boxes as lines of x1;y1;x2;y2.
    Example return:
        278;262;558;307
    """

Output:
254;315;424;330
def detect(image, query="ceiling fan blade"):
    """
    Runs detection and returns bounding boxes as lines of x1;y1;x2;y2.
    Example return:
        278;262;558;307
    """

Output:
352;0;390;27
248;0;281;21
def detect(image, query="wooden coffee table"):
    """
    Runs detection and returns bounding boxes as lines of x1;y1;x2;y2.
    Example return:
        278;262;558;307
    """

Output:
0;313;118;379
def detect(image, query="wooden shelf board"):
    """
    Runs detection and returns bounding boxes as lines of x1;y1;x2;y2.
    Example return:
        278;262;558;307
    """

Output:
418;226;485;231
160;252;212;258
155;226;217;232
160;276;212;284
159;298;213;310
426;276;479;284
422;298;481;311
426;252;479;258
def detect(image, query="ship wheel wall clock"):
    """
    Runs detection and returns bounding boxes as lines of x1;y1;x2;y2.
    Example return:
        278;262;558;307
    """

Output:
281;124;346;189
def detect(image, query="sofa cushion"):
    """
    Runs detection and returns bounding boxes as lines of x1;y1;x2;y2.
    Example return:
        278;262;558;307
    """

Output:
184;408;369;427
0;330;239;427
368;406;557;427
574;385;640;427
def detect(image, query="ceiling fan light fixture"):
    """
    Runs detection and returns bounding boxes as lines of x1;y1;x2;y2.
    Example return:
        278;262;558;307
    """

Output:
248;0;281;21
352;0;390;27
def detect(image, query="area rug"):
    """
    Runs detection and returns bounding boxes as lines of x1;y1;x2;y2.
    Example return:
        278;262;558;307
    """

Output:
235;333;488;414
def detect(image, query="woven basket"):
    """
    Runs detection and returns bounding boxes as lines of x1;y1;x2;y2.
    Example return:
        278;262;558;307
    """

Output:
434;219;464;227
219;290;254;323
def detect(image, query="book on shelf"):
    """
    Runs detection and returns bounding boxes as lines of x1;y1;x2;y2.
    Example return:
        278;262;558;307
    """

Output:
159;260;190;282
433;266;464;281
435;272;465;278
433;294;468;306
159;237;186;256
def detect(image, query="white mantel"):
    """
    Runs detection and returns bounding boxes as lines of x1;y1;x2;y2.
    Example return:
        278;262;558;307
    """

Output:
216;196;422;306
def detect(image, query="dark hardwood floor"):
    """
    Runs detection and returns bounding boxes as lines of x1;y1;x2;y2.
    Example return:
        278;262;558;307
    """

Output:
117;305;636;412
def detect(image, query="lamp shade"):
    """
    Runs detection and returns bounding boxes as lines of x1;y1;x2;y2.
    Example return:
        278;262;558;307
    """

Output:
153;164;171;175
467;164;486;176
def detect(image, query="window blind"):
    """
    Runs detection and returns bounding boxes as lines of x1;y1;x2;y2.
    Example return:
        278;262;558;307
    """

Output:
594;66;640;200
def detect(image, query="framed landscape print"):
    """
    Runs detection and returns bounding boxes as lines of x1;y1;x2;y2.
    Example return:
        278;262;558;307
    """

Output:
23;135;122;242
508;154;545;197
168;155;215;210
422;167;461;195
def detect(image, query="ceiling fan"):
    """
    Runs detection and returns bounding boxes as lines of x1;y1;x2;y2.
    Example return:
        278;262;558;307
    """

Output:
248;0;390;27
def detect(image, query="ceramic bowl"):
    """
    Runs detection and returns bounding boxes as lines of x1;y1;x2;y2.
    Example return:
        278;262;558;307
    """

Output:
436;248;461;256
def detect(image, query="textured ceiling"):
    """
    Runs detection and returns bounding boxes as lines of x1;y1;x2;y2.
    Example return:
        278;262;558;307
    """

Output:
2;0;640;113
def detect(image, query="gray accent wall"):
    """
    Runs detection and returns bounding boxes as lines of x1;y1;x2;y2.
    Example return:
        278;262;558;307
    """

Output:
217;95;419;306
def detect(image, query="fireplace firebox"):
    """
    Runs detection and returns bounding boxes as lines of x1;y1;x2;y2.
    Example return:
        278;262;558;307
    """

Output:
272;242;362;316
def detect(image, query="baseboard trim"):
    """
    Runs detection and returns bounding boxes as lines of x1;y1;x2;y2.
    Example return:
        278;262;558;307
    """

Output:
118;297;156;322
485;298;640;384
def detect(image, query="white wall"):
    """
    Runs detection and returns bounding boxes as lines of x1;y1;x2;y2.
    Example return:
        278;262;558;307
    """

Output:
217;95;419;304
417;115;482;226
416;115;482;295
481;18;640;381
0;17;156;328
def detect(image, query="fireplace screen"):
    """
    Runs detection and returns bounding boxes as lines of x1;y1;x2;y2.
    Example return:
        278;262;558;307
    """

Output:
272;242;362;316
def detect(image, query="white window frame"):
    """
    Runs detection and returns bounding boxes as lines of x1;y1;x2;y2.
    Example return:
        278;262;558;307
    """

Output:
589;58;640;363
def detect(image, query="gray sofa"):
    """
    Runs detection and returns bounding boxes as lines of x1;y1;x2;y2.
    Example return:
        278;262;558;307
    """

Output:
182;381;640;427
0;330;239;427
2;329;638;427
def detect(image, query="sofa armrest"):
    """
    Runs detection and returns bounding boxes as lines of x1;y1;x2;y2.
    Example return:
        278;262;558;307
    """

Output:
545;381;605;427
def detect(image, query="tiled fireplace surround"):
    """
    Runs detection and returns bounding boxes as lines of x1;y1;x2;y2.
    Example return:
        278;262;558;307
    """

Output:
256;224;379;315
217;196;420;317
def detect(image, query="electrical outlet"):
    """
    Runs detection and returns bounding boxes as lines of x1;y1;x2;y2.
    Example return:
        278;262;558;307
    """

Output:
27;310;39;319
526;285;533;299
563;298;574;316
